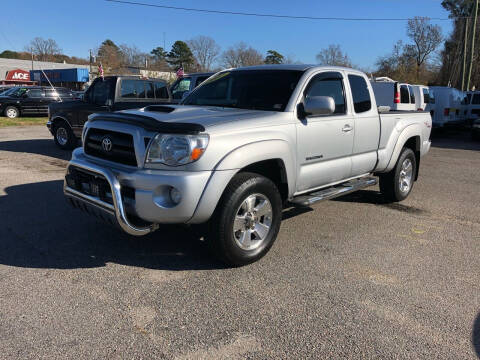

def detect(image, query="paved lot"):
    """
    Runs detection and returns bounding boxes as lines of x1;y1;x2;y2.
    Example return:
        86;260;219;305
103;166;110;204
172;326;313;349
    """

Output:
0;126;479;359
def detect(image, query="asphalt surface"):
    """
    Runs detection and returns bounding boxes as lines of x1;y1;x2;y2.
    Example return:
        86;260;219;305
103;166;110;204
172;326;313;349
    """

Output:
0;125;479;359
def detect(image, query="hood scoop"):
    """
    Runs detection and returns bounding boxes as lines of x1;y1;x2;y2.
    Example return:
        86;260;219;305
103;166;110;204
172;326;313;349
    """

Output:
143;105;176;113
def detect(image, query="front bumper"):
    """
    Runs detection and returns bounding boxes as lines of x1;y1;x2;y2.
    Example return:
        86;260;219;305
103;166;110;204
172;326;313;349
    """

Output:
64;149;212;236
46;120;53;135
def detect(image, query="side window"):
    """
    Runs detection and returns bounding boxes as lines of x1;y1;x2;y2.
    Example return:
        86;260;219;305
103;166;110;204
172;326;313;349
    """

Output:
27;89;44;98
423;89;430;104
348;74;372;113
305;72;346;114
121;80;145;98
472;94;480;105
400;85;410;104
408;85;415;104
146;82;155;98
195;76;209;87
171;78;192;100
45;89;59;99
91;79;113;105
467;93;472;104
154;82;169;99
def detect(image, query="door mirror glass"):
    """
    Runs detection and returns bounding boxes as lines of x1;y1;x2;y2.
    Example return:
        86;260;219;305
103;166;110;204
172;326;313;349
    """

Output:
303;96;335;116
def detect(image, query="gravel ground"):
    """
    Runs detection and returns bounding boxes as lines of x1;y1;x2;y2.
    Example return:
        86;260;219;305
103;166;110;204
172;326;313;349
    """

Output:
0;126;479;359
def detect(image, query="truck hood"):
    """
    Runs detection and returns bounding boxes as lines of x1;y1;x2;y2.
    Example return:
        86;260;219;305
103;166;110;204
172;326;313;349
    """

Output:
120;105;282;130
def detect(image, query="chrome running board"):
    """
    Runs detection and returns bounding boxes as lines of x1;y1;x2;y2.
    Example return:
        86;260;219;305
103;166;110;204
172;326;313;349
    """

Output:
289;177;377;207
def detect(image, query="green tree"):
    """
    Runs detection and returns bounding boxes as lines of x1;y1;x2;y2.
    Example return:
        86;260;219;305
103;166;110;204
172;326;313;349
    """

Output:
0;50;20;59
151;46;168;61
264;50;284;64
167;41;195;71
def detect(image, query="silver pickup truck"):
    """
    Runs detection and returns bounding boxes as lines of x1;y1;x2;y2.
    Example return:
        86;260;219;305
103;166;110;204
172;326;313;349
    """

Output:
64;65;431;266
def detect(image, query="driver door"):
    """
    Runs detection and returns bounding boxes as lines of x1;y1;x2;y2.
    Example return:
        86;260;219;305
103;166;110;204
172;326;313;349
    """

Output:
295;71;354;192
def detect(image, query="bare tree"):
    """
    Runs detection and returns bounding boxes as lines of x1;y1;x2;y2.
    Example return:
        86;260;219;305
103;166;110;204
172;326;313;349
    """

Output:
26;37;61;61
316;44;351;67
187;36;220;72
221;42;263;68
406;17;443;80
119;44;148;68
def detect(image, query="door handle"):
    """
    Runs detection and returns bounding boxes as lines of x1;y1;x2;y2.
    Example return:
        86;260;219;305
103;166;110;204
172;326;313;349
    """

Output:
342;124;353;132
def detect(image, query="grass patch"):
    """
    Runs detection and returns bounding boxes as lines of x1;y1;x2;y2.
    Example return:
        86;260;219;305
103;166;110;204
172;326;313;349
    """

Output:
0;116;48;127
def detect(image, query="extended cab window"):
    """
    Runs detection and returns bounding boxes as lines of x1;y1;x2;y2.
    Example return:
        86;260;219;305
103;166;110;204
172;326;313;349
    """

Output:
154;82;169;99
146;82;155;98
121;80;145;98
305;72;346;114
348;74;372;113
400;85;410;104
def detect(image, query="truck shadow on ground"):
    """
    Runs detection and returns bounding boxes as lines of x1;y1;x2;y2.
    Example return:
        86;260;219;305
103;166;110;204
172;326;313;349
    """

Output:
0;180;227;271
474;311;480;359
0;139;73;161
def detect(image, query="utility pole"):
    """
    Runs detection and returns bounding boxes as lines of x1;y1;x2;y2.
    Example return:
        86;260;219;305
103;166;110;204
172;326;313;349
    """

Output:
461;18;469;91
466;0;479;91
31;47;34;70
163;32;166;50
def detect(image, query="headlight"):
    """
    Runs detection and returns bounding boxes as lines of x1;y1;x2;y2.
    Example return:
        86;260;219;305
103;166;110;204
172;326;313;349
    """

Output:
146;134;209;166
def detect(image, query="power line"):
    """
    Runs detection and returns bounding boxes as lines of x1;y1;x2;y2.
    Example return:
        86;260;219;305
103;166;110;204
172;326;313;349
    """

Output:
105;0;462;22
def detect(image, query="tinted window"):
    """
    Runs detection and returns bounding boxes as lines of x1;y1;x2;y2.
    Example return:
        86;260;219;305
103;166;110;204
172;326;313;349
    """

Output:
348;74;372;113
171;78;192;100
473;94;480;105
45;89;59;98
90;79;113;105
27;89;44;98
306;72;346;114
146;82;155;98
154;82;168;99
400;85;410;103
195;76;209;87
408;86;415;104
467;93;472;104
121;80;145;98
422;88;430;104
183;70;303;112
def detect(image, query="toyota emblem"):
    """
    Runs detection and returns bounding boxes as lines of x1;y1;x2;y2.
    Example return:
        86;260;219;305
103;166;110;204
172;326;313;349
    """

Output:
101;137;113;152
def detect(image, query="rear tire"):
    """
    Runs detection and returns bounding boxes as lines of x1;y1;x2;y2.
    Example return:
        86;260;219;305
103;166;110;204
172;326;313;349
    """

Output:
53;120;76;150
379;147;416;202
4;106;19;119
208;172;283;266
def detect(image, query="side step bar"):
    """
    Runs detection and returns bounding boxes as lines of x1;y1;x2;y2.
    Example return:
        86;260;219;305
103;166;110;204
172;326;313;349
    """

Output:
289;176;378;207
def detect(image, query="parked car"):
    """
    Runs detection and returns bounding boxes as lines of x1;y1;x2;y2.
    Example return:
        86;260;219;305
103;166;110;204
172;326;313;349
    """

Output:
411;85;435;113
170;72;215;103
370;77;416;111
429;86;465;128
465;91;480;126
47;76;171;149
63;65;431;266
0;86;75;119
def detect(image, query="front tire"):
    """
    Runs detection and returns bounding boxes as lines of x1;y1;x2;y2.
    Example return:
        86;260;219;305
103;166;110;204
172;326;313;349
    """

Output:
53;120;76;150
379;147;416;202
5;106;19;119
208;172;283;266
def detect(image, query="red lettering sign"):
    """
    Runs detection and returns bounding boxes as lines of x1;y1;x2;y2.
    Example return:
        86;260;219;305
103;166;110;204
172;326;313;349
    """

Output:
6;69;30;81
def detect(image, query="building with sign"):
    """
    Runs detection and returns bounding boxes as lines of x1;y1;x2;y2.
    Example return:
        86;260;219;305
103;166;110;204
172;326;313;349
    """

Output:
0;58;89;89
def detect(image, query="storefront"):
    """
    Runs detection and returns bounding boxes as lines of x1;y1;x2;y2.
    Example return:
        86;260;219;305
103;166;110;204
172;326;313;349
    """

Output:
0;69;36;85
30;68;89;90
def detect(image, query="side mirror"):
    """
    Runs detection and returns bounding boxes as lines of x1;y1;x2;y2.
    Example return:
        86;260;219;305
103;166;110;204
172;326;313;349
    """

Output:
303;96;335;117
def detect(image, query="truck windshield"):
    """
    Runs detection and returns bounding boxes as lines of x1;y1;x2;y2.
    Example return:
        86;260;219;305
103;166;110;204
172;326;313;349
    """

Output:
182;70;303;111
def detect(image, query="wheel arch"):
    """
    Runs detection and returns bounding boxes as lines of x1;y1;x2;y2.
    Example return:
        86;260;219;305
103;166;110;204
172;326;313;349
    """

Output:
384;125;422;179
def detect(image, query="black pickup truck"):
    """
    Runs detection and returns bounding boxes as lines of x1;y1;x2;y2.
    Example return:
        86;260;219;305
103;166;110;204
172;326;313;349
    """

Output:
47;76;171;149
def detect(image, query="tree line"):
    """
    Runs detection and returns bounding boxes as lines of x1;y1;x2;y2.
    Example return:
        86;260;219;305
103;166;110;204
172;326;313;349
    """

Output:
0;0;477;89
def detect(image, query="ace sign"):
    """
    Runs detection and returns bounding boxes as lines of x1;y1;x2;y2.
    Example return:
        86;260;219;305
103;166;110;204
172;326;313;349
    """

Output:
6;69;31;81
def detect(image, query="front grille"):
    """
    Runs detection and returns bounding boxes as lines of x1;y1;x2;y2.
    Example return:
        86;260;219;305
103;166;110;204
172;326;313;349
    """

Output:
84;128;137;166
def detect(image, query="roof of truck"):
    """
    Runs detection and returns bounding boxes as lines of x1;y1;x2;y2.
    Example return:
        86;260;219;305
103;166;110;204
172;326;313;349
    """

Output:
230;64;364;74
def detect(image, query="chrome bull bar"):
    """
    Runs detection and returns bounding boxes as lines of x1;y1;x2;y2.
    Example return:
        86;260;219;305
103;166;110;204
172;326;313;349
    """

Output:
64;160;159;236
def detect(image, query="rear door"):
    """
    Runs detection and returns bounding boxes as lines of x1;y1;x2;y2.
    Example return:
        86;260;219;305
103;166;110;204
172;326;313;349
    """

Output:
295;71;354;191
23;88;45;114
348;74;380;176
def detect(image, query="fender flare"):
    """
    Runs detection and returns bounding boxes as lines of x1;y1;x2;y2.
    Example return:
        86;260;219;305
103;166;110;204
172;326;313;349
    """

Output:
384;124;421;173
188;139;296;224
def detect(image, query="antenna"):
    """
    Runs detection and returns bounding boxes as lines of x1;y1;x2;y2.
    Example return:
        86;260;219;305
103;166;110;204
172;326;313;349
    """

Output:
39;67;62;102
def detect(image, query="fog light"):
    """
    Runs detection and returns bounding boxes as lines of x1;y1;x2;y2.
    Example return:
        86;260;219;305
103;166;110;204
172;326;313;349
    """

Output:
169;187;182;204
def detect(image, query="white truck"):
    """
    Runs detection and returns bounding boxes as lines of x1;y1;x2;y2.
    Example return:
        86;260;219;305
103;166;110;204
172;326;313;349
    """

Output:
64;65;432;266
430;86;466;128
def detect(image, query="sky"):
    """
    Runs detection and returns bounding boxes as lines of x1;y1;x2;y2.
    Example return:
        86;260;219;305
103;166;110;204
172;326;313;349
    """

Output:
0;0;453;69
